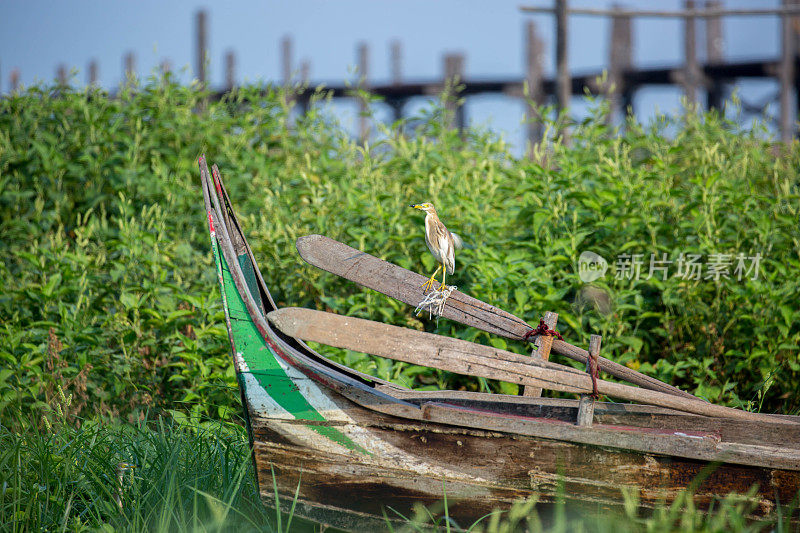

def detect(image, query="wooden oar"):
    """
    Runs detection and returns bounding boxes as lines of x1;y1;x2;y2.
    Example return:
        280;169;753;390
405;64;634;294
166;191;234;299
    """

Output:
268;308;796;425
296;234;696;400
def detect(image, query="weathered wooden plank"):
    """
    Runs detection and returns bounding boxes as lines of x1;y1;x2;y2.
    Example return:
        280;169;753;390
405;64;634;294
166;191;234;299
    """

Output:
555;0;570;112
610;7;633;121
418;402;800;470
295;234;695;400
195;10;208;85
376;389;800;446
267;308;797;427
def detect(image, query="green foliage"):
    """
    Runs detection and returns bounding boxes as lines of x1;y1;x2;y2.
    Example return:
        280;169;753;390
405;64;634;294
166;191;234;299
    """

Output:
1;76;799;432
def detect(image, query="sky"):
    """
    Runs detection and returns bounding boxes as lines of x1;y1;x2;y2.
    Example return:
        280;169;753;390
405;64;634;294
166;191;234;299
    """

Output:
0;0;784;151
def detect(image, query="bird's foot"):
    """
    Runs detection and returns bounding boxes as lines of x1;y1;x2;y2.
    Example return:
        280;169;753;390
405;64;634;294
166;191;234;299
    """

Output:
437;282;448;292
421;277;436;293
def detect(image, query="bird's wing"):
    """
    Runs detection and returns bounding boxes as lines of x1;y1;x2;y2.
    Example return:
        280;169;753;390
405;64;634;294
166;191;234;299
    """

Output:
440;233;455;274
450;232;464;250
425;217;442;263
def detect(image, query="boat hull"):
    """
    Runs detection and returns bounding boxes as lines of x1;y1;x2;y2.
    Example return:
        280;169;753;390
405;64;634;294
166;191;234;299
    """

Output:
198;156;800;531
247;387;799;530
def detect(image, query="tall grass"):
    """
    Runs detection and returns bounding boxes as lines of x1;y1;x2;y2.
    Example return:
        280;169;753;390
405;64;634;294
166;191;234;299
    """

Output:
0;405;277;531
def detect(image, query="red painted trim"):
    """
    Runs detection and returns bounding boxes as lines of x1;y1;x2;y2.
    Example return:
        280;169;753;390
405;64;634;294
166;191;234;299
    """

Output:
207;210;215;233
212;164;224;197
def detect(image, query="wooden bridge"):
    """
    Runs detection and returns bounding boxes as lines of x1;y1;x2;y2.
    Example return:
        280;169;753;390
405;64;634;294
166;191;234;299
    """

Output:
221;1;800;147
12;1;800;147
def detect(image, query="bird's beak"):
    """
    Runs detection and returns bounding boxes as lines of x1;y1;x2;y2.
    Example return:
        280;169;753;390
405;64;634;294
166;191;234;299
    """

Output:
410;204;423;210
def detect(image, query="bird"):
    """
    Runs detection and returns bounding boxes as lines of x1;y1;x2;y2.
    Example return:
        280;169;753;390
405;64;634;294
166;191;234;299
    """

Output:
409;202;462;293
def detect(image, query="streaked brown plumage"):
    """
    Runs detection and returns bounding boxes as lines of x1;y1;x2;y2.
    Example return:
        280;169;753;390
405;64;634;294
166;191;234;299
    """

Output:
410;202;461;292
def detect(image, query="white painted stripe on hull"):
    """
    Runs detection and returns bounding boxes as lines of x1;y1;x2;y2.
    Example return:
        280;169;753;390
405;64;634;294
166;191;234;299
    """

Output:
256;345;490;482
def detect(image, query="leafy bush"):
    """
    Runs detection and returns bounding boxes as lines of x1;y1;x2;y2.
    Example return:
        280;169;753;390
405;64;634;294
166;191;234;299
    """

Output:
1;76;798;430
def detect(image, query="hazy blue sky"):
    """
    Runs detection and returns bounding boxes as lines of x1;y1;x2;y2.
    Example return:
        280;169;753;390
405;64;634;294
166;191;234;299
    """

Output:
0;0;782;149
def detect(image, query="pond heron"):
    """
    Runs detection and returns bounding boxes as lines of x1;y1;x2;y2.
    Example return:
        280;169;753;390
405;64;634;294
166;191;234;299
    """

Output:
410;202;462;293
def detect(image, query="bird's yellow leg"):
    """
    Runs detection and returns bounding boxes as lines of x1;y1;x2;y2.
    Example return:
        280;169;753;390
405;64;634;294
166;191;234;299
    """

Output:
438;269;448;291
421;265;441;293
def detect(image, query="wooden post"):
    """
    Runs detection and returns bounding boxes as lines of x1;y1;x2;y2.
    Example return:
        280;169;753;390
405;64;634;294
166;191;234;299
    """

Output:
389;41;403;123
683;0;699;107
780;0;796;143
576;334;601;427
357;42;370;142
793;0;800;131
124;52;135;83
390;40;402;85
608;6;632;122
225;50;236;90
196;10;207;86
705;1;725;110
298;60;311;114
281;36;292;85
88;60;98;86
443;53;465;131
525;21;545;150
555;0;570;113
300;60;310;84
9;68;19;92
56;64;67;85
705;1;724;63
280;36;294;107
523;311;558;397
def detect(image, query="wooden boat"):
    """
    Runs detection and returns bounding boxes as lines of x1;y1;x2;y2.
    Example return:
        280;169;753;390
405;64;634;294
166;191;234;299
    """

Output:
198;156;800;531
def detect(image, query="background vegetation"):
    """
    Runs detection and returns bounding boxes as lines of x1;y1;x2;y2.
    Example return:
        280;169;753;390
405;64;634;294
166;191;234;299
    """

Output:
1;75;799;531
2;76;798;428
